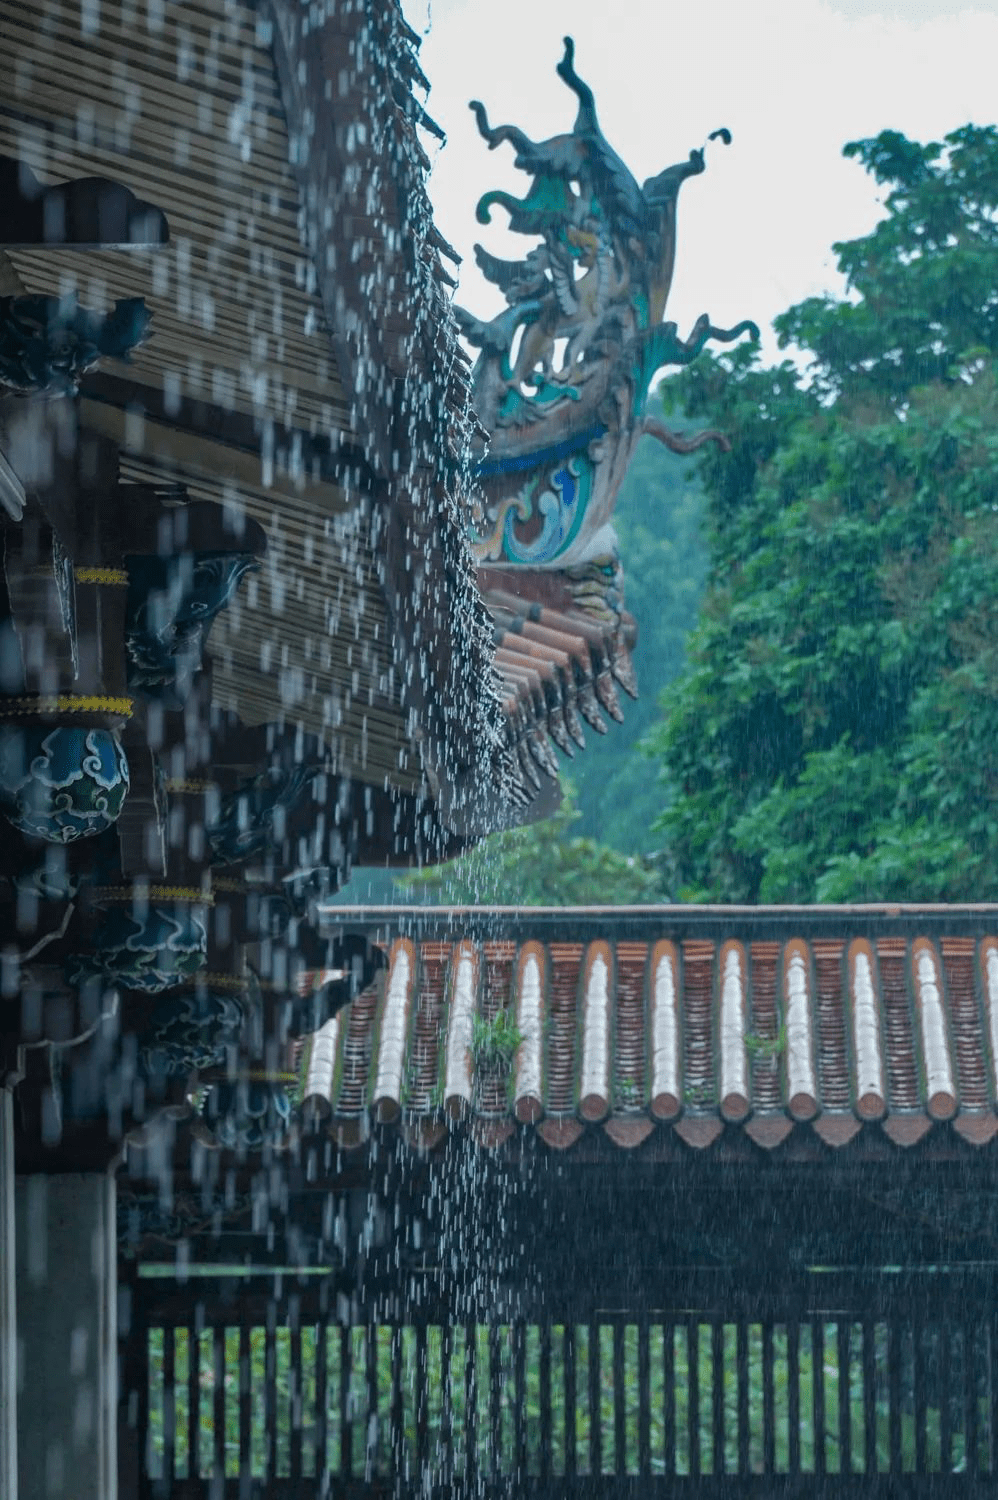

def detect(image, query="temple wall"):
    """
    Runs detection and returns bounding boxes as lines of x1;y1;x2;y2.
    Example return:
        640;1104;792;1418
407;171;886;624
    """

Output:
15;1174;116;1500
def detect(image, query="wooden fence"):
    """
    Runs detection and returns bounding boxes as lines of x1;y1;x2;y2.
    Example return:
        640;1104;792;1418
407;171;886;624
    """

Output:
122;1269;998;1496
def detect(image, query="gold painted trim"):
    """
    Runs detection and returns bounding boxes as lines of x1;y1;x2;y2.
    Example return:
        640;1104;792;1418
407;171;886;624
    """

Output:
0;694;133;718
92;884;213;905
74;567;129;586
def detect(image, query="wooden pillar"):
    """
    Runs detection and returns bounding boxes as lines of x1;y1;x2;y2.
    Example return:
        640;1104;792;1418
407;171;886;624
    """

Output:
0;1090;16;1500
15;1174;117;1500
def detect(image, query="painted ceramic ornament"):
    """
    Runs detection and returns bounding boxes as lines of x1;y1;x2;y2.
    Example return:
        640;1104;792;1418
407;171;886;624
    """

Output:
137;987;253;1078
66;903;208;992
197;1078;294;1151
206;762;319;865
11;859;81;903
0;724;129;842
456;39;757;574
117;1186;255;1250
0;291;151;396
125;551;259;707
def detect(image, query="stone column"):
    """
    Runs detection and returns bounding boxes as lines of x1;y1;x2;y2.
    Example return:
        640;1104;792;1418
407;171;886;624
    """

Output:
0;1090;16;1500
15;1174;117;1500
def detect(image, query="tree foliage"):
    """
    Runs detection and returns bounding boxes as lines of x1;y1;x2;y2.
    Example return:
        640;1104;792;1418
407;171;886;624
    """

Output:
399;784;664;905
572;432;707;853
649;124;998;903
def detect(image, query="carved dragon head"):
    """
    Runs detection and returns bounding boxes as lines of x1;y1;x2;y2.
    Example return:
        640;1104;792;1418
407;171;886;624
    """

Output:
458;38;757;574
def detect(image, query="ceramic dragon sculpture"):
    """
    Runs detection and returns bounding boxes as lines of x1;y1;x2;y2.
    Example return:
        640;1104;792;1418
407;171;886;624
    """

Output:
457;37;757;583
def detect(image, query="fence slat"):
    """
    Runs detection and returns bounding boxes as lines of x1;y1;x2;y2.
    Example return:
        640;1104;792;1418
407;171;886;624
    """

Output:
389;1326;402;1482
711;1321;724;1477
464;1321;477;1487
637;1319;650;1477
238;1324;250;1483
289;1321;302;1482
991;1316;998;1476
212;1326;225;1482
340;1324;351;1479
366;1324;378;1480
440;1322;452;1485
187;1325;200;1483
787;1320;800;1476
662;1318;674;1477
488;1323;501;1483
762;1320;774;1475
539;1321;552;1482
838;1320;851;1474
163;1324;176;1486
736;1319;749;1477
813;1320;826;1480
315;1322;328;1481
564;1323;577;1481
687;1320;699;1480
888;1318;902;1474
613;1322;625;1477
138;1323;152;1486
589;1320;602;1478
862;1319;876;1476
514;1319;526;1481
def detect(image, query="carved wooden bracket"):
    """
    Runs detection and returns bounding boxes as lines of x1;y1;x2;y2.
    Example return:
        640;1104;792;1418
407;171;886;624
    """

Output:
0;156;169;249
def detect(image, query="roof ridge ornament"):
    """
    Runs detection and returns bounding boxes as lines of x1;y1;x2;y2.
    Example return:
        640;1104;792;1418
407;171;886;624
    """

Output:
457;37;758;571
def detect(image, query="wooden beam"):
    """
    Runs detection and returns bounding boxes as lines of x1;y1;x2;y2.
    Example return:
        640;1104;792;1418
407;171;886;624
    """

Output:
0;1092;16;1500
78;394;356;516
82;371;374;489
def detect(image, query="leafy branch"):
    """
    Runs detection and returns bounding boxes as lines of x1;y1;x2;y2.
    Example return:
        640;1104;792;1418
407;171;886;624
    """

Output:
471;1009;524;1074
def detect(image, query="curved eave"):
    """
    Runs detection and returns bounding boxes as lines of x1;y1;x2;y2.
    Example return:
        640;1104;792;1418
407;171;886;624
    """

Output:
307;907;998;1157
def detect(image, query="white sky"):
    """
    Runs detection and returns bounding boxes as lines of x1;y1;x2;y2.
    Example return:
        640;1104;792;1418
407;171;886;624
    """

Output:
410;0;998;363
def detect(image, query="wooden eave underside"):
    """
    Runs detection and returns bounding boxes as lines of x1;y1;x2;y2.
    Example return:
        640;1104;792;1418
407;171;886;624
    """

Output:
0;0;350;434
117;451;422;785
0;0;431;789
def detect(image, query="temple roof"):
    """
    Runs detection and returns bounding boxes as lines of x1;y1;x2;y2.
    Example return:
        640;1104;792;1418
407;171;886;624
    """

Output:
306;905;998;1156
0;0;511;829
479;569;638;780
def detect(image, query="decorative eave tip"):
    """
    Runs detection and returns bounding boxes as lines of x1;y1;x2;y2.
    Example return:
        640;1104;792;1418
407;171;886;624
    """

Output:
456;36;757;573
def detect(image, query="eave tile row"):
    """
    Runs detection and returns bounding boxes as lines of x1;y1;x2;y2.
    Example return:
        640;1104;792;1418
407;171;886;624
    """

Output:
300;934;998;1152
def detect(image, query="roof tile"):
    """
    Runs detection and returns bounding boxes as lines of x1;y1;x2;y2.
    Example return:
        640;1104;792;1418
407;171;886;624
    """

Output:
942;940;989;1108
649;940;681;1120
513;942;545;1124
481;579;638;810
305;922;998;1153
783;941;818;1120
813;940;851;1110
579;942;612;1122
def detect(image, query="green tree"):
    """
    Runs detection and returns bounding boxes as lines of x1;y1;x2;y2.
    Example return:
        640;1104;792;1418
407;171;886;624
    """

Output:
572;431;707;854
399;783;664;905
648;124;998;903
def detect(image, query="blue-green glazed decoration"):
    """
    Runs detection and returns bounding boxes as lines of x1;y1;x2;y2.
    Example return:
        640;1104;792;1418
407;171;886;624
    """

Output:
125;551;259;707
66;903;208;992
137;988;252;1078
11;858;81;903
0;725;129;842
117;1185;255;1251
206;762;318;865
456;39;757;576
0;292;151;396
197;1079;294;1151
